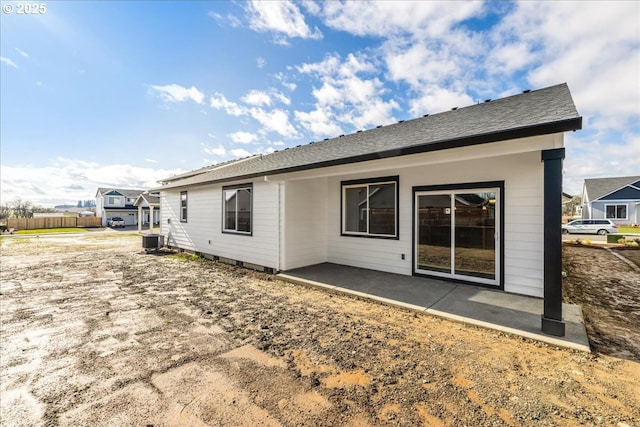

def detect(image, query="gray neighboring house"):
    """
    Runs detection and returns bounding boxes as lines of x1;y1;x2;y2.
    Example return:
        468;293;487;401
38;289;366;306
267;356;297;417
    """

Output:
95;188;158;226
155;83;582;336
582;176;640;225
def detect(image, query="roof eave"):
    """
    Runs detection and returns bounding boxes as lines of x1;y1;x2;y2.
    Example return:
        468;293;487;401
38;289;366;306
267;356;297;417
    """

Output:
156;117;582;191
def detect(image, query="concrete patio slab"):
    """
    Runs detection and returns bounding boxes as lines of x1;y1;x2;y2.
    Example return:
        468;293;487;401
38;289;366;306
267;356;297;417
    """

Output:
278;263;590;352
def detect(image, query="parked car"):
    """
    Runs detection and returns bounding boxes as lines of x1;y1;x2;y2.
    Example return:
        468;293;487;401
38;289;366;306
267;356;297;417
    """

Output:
108;217;125;228
562;219;617;235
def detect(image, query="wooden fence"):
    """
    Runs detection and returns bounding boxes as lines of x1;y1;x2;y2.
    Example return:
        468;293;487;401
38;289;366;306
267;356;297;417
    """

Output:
6;216;102;230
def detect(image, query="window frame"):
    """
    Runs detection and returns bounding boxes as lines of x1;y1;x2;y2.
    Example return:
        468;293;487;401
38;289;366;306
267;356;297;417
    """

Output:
180;191;188;223
604;203;628;220
222;183;253;236
340;176;399;239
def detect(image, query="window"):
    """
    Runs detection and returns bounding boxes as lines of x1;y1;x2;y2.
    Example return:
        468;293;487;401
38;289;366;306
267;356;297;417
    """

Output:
180;191;188;222
342;176;398;238
223;184;252;234
605;204;627;220
107;196;120;205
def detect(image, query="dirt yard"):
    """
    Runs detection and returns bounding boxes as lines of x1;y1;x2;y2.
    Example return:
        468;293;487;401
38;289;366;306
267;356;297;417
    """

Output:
1;233;638;426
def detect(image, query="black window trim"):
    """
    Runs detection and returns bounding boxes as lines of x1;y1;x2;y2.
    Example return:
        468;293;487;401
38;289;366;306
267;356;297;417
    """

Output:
222;183;253;236
340;175;399;240
411;180;505;291
180;191;188;223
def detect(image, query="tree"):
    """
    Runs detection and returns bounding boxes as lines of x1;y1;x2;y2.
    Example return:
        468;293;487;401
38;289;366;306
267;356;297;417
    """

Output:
12;199;33;218
563;195;582;217
0;204;11;221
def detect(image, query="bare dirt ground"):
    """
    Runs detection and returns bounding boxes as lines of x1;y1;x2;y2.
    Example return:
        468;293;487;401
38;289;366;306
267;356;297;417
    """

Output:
562;245;640;361
1;233;639;427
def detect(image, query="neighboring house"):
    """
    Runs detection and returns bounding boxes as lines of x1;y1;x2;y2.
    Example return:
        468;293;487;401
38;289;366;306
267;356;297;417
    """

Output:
95;188;155;226
582;176;640;225
155;83;582;336
134;192;161;232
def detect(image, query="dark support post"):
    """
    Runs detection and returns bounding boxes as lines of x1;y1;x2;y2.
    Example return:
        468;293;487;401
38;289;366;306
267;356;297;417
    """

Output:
541;148;566;336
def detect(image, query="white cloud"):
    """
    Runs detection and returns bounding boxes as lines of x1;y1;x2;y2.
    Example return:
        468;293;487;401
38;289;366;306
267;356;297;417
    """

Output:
247;0;322;44
563;133;640;195
229;131;258;144
145;158;157;164
241;90;272;107
295;53;399;135
319;1;483;38
210;93;246;116
1;56;18;68
204;145;227;156
408;87;474;116
249;108;298;138
272;91;291;106
294;108;343;137
257;56;266;68
230;148;252;158
208;11;242;28
0;158;180;207
494;1;640;127
15;48;29;58
275;72;297;91
150;84;205;104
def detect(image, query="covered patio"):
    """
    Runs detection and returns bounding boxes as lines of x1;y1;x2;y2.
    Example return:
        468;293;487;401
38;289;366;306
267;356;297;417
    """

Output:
278;263;590;352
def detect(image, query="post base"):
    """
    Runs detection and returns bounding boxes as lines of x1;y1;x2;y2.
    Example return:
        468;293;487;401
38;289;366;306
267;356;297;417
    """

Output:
541;315;566;337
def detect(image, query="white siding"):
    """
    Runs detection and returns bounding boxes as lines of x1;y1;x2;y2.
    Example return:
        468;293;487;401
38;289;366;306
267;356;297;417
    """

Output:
318;148;549;297
160;180;280;269
282;178;328;270
161;134;561;298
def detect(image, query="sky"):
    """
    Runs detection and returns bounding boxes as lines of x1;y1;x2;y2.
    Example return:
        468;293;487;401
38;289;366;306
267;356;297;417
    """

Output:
1;0;639;207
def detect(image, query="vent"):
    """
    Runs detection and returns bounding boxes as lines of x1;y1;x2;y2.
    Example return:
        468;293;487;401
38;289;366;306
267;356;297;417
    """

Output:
398;120;404;123
423;114;429;117
452;107;458;111
484;99;491;103
523;89;531;93
376;125;383;128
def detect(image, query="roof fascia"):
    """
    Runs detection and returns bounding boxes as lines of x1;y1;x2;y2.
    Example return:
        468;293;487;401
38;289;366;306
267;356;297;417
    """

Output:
158;117;582;191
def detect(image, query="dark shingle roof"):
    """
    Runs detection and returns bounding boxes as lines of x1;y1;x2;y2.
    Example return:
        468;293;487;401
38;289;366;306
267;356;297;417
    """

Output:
584;176;640;201
158;83;581;190
96;188;146;199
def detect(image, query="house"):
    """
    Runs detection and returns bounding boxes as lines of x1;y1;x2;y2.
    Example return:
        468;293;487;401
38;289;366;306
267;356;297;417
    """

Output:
581;176;640;225
133;192;161;232
155;83;582;336
95;188;159;227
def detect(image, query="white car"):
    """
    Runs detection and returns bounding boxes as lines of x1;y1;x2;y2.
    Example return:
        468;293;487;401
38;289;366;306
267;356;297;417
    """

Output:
108;217;125;228
562;219;618;235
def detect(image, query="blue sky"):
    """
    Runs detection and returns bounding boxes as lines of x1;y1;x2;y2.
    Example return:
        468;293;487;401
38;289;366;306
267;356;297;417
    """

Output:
1;0;639;207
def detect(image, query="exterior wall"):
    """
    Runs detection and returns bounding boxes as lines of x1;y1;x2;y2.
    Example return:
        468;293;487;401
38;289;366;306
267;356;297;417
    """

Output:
589;200;638;225
160;180;280;269
282;178;328;270
96;195;106;226
320;150;545;297
271;135;560;298
161;134;561;298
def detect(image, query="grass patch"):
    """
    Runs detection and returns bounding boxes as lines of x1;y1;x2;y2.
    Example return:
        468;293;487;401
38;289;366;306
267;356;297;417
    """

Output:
16;228;87;234
617;226;640;234
168;253;205;262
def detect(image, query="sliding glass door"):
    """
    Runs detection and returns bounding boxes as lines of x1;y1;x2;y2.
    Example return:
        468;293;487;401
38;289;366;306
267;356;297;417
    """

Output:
415;187;499;286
